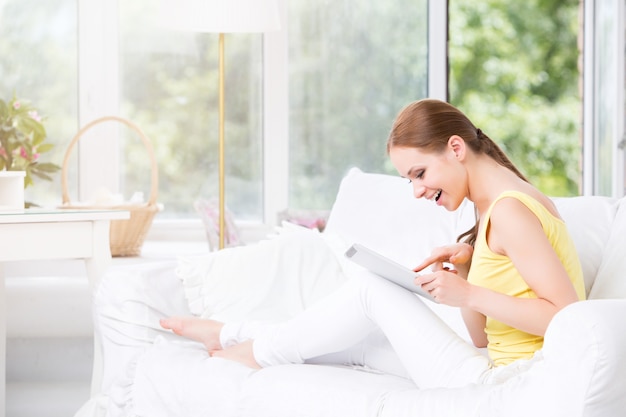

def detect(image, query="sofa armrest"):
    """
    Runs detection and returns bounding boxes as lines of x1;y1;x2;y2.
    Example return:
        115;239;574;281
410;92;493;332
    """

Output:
540;299;626;416
381;299;626;417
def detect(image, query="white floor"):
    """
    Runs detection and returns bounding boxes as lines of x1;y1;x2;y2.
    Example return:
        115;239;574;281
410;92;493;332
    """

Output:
6;337;93;417
7;382;91;417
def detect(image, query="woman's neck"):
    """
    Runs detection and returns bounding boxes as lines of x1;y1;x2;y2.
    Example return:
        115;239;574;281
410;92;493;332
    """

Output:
466;155;527;215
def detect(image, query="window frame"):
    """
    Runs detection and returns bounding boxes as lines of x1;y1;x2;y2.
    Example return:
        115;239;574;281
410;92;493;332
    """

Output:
78;0;121;200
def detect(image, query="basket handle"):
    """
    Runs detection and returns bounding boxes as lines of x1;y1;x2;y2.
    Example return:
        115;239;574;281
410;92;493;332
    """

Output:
61;116;159;206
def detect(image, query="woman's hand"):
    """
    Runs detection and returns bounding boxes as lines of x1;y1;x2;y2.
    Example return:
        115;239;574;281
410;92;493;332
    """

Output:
413;243;473;278
415;270;473;307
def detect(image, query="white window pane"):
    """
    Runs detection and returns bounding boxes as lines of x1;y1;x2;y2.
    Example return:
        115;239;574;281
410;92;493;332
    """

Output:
0;0;78;207
118;2;264;220
287;1;429;209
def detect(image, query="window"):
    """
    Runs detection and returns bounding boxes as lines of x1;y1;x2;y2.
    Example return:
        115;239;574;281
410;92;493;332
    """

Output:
121;1;432;218
2;0;430;229
118;2;264;221
4;0;623;240
0;0;78;207
287;1;430;209
448;0;582;197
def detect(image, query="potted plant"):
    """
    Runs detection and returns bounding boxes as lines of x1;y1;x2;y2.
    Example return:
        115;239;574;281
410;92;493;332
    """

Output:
0;95;60;193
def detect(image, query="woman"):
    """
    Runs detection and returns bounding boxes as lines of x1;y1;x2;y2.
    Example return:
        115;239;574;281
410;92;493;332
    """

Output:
161;99;586;388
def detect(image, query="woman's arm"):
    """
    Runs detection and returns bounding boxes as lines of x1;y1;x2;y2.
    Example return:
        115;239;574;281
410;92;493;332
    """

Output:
469;197;580;336
417;197;580;337
461;307;488;347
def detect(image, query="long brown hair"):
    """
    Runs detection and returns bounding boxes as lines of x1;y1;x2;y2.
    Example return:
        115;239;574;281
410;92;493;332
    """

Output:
386;99;528;246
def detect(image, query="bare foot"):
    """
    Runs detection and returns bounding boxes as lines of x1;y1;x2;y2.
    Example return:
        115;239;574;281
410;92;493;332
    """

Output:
211;340;261;369
160;316;224;352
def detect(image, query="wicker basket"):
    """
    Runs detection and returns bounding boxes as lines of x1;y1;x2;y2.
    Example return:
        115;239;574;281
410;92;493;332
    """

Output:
60;116;160;257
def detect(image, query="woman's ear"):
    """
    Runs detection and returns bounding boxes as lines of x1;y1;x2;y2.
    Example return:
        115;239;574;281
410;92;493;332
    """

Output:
448;135;466;160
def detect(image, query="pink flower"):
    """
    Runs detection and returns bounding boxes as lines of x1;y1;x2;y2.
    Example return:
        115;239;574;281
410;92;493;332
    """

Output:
12;101;21;110
0;148;6;157
20;147;28;158
28;110;41;122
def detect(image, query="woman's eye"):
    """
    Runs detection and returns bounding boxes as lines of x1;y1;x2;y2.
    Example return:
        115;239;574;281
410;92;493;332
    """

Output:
407;170;424;183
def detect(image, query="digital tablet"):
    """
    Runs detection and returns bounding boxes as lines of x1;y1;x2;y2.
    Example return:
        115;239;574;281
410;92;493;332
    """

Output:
344;243;436;302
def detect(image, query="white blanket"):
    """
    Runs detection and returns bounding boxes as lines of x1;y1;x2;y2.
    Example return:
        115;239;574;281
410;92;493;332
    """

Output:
95;224;358;417
177;223;350;323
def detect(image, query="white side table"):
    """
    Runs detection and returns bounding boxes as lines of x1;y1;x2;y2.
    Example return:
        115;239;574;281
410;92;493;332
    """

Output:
0;209;130;417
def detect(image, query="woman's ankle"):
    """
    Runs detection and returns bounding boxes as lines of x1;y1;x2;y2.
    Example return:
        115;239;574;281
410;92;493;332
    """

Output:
212;340;261;369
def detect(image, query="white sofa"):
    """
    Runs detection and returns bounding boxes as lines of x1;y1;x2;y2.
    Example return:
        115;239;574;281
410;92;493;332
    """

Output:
79;168;626;417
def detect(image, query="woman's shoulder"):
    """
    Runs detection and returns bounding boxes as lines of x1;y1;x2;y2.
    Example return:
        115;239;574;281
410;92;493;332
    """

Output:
485;191;557;255
490;189;561;222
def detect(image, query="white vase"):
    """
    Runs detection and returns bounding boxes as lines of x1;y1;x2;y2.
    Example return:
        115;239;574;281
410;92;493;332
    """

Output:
0;170;26;212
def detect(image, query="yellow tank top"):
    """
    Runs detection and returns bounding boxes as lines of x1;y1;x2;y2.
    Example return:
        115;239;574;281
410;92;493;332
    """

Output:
467;191;586;366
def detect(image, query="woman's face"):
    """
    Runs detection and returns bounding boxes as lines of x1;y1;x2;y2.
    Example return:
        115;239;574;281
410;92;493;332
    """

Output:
388;144;466;211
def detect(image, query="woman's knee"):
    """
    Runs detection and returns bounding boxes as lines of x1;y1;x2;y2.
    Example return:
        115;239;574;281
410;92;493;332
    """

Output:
347;271;413;307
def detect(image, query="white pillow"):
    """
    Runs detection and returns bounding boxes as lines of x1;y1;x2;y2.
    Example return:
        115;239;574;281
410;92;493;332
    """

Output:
552;195;619;296
325;167;469;269
323;168;476;341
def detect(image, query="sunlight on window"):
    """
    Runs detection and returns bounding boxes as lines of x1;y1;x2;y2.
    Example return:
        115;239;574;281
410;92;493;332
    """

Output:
118;2;264;220
287;1;429;209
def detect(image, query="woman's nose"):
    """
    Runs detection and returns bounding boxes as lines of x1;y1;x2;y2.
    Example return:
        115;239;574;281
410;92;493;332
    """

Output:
412;183;426;199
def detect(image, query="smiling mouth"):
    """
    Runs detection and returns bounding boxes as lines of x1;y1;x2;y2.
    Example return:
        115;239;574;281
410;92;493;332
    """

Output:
429;189;442;202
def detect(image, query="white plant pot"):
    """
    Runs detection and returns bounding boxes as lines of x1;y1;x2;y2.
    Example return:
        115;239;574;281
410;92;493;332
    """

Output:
0;171;26;212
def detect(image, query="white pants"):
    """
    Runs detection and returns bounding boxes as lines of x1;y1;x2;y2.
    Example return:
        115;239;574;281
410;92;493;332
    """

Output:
221;272;493;389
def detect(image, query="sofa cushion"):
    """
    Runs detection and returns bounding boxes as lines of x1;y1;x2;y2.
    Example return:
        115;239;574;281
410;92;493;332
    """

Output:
589;197;626;299
552;196;618;296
